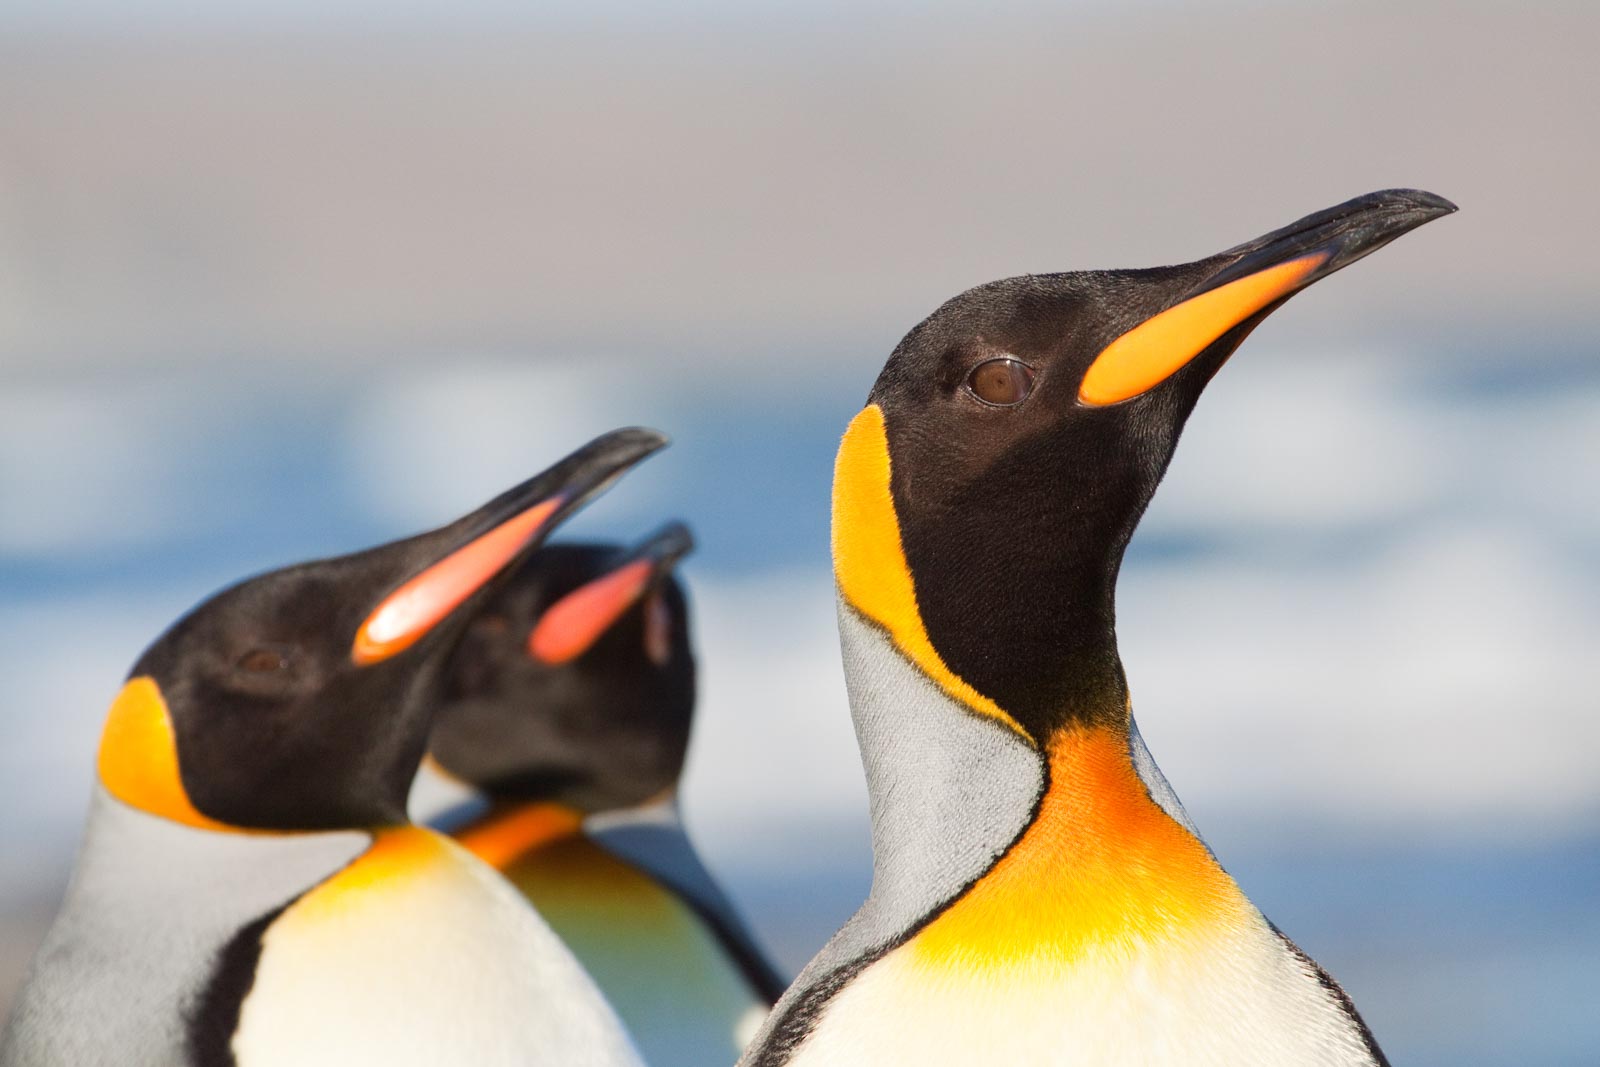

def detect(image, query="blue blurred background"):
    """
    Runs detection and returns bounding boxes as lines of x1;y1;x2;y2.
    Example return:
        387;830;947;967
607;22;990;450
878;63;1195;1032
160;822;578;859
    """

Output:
2;2;1596;1063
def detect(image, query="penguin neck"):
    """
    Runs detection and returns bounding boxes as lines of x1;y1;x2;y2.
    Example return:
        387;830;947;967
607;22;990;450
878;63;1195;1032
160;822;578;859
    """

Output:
453;800;587;869
451;786;683;870
836;602;1046;932
839;599;1220;952
906;720;1238;971
991;567;1133;735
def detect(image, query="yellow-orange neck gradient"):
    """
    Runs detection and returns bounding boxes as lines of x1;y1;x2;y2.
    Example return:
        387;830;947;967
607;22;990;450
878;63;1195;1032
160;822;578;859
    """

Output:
909;725;1247;971
455;802;586;870
279;824;445;920
832;405;1030;742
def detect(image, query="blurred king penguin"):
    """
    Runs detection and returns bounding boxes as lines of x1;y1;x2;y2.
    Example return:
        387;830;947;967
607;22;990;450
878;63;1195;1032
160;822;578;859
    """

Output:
741;190;1456;1066
0;431;666;1067
424;523;786;1067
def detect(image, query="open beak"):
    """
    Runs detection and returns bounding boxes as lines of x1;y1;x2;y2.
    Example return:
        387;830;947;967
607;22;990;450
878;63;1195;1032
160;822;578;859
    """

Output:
352;428;668;665
1078;188;1457;406
527;520;695;665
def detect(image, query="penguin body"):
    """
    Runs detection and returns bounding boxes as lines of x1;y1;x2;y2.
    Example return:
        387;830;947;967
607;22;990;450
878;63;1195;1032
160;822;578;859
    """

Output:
744;191;1455;1066
452;800;776;1062
767;614;1375;1066
2;431;664;1067
3;786;367;1065
427;531;784;1066
231;824;632;1066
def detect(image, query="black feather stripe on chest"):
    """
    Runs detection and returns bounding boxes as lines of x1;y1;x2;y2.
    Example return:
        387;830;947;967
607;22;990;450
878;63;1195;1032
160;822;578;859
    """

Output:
1272;925;1392;1067
747;743;1047;1063
185;904;288;1067
745;953;879;1067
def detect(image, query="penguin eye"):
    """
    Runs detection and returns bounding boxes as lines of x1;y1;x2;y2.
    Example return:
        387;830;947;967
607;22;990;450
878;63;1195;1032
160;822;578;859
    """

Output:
236;648;291;674
966;357;1035;406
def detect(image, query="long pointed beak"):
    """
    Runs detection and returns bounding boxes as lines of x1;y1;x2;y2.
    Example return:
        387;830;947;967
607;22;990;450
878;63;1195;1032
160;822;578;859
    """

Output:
526;520;695;665
1079;189;1457;406
353;428;668;665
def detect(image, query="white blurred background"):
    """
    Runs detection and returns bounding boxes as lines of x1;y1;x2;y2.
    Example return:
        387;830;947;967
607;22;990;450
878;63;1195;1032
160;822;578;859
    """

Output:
2;2;1597;1063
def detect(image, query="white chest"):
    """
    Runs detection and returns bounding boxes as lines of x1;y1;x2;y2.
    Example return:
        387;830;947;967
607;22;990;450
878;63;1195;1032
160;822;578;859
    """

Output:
787;921;1378;1067
233;829;642;1067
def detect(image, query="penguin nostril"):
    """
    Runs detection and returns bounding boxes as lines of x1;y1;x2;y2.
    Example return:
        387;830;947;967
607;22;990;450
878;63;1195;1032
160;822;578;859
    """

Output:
967;357;1035;406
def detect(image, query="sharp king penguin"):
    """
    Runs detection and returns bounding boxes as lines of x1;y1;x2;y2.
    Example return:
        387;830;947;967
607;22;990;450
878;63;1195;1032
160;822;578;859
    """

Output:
0;430;667;1067
741;190;1456;1066
422;522;787;1067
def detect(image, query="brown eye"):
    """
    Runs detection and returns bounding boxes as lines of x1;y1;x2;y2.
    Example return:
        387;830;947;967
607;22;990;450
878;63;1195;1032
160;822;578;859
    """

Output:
967;357;1035;406
236;648;290;674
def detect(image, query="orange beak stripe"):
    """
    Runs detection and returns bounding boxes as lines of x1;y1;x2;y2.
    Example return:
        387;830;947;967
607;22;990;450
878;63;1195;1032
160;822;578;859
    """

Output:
527;558;655;665
1078;252;1329;406
352;497;562;665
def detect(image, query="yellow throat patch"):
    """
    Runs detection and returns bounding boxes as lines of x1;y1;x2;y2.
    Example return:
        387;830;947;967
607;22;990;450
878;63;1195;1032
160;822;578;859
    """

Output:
277;824;448;920
909;724;1248;971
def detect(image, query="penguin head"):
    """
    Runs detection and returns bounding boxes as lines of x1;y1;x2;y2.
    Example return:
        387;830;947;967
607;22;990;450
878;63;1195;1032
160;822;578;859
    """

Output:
95;429;667;833
834;189;1456;743
428;523;696;814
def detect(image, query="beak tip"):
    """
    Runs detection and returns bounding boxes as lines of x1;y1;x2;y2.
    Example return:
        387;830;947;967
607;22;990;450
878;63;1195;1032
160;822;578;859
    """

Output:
609;426;671;458
1382;187;1458;220
575;426;671;487
646;519;696;566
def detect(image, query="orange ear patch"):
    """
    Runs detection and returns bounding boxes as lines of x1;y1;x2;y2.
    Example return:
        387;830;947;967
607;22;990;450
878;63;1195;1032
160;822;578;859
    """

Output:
98;677;233;831
353;498;561;665
832;405;1031;742
1078;252;1328;406
527;559;655;665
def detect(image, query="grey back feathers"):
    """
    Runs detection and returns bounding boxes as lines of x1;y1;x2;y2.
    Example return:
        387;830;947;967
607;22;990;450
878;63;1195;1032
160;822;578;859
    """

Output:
742;601;1045;1061
1128;715;1206;841
0;787;367;1067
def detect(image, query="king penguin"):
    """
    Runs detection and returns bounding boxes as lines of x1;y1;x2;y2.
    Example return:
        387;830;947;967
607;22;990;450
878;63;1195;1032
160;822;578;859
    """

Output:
422;522;787;1067
741;190;1457;1066
0;429;666;1067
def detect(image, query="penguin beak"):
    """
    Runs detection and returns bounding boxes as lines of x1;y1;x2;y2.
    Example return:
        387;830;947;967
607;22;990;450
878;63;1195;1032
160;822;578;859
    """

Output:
527;521;694;665
352;429;669;665
1079;188;1457;406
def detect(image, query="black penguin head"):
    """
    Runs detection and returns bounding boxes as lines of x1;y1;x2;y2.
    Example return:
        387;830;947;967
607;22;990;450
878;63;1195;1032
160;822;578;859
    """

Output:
835;189;1456;742
428;522;696;814
96;429;668;833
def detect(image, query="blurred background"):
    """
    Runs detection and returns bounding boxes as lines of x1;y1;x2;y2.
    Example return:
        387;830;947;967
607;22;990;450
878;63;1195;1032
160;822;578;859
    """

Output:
2;0;1596;1062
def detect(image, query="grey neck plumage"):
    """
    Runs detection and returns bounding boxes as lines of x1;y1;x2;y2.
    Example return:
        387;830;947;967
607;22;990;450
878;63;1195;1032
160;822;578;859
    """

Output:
740;597;1205;1065
741;602;1043;1062
0;786;366;1067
